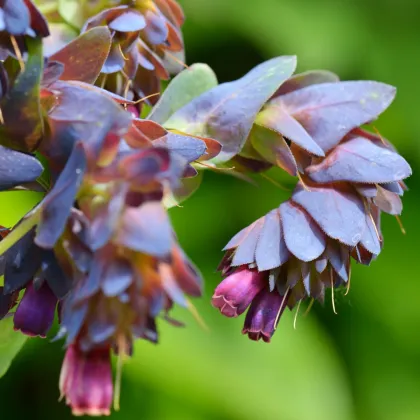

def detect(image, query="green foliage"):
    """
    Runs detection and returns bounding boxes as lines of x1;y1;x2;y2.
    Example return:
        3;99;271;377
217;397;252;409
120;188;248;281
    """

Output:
149;63;218;124
0;318;27;379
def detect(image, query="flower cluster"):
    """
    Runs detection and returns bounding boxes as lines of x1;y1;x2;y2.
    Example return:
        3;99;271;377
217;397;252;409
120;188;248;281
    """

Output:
212;73;412;342
0;1;221;415
0;0;413;416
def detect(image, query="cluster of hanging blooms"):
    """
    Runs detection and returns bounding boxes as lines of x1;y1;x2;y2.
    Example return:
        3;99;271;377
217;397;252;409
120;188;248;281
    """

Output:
212;76;411;342
0;0;412;417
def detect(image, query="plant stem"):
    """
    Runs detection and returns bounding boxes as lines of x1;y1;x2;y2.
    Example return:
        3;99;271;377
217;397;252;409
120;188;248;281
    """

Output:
0;207;41;256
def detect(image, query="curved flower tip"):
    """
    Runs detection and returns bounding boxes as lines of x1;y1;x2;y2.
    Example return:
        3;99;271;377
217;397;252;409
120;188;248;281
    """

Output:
211;266;266;317
59;345;113;417
13;282;57;338
242;288;287;343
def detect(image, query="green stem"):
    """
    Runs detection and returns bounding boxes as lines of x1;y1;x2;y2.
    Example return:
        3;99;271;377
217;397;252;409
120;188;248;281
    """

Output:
0;207;41;256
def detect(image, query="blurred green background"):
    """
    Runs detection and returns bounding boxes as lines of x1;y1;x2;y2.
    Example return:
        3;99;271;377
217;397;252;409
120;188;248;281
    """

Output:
1;0;420;419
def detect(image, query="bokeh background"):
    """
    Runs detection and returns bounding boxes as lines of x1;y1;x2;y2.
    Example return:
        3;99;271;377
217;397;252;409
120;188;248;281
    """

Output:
1;0;420;419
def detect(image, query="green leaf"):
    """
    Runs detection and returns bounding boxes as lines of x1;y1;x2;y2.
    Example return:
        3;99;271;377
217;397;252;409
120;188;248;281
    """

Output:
148;63;218;124
0;318;27;379
0;37;44;153
164;56;297;163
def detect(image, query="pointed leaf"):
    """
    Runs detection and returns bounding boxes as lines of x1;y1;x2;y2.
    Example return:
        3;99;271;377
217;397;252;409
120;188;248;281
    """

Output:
154;133;207;163
35;143;87;248
0;37;43;152
307;137;412;184
272;81;396;152
115;202;172;258
232;219;264;266
274;70;339;96
50;27;112;84
360;213;381;255
165;57;297;163
292;183;365;246
255;209;289;271
373;186;402;215
149;63;218;124
256;105;325;156
0;145;44;191
280;201;326;262
250;124;297;176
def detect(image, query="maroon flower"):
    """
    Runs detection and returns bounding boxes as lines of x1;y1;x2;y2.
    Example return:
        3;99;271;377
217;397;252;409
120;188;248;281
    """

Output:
242;287;287;343
13;281;57;338
59;344;113;416
212;266;266;317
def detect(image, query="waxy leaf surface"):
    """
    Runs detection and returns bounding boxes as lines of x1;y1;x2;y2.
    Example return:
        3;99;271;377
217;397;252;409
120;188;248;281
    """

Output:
50;27;112;84
149;63;218;124
307;137;411;184
292;183;365;246
164;56;297;163
268;81;396;153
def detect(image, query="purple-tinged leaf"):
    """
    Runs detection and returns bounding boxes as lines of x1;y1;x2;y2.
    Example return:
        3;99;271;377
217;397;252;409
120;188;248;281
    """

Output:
250;124;297;176
43;81;132;165
165;57;297;163
256;105;325;156
154;133;206;163
119;147;170;186
280;201;326;262
355;184;377;198
272;81;396;152
373;186;402;215
301;262;311;295
381;181;404;196
3;230;40;294
143;9;169;46
73;256;105;303
102;258;133;297
0;0;30;35
231;219;264;267
315;257;327;273
351;244;375;266
50;27;112;84
274;70;339;97
360;212;381;255
292;182;366;246
42;60;64;86
36;143;87;249
0;145;43;191
255;209;289;271
115;202;172;258
223;222;257;251
102;42;125;74
306;137;412;184
0;37;43;152
41;250;72;299
109;10;146;32
286;259;301;289
89;185;127;251
325;242;348;281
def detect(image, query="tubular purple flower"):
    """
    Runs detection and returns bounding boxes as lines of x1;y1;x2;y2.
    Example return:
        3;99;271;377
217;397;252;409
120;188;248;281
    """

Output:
212;266;266;317
13;281;58;338
59;344;113;417
242;287;287;343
